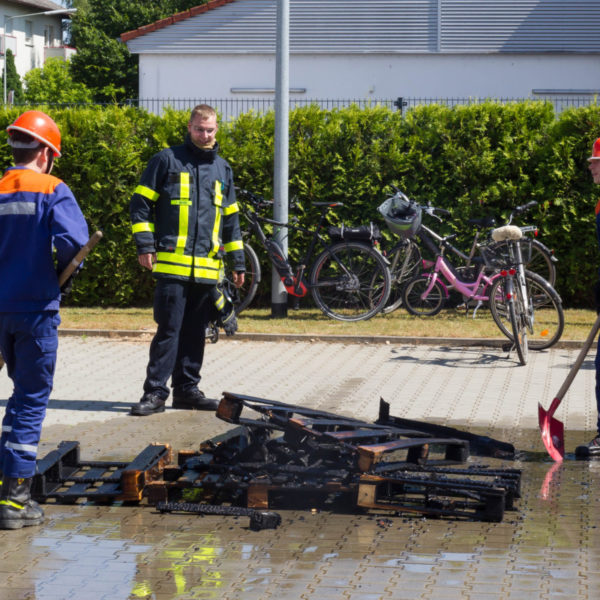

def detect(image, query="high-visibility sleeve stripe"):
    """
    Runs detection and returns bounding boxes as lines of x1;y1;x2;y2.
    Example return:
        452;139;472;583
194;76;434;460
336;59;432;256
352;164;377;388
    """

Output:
223;202;239;215
135;185;159;202
223;240;244;252
132;222;155;234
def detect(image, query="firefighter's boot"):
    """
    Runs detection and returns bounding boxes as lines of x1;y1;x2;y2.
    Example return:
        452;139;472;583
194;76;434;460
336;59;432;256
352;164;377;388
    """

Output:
0;477;44;529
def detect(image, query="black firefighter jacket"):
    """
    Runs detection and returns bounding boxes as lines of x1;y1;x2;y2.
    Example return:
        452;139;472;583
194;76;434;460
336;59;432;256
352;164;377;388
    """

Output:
130;136;244;284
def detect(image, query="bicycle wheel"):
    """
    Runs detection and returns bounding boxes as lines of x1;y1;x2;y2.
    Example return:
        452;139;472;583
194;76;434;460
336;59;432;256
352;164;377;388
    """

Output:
507;278;529;365
382;240;422;314
403;274;446;317
489;270;564;350
527;239;556;287
310;241;391;321
222;243;261;314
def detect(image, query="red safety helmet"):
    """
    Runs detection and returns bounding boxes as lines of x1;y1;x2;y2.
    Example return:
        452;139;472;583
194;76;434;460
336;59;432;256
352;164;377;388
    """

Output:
589;137;600;161
6;110;61;157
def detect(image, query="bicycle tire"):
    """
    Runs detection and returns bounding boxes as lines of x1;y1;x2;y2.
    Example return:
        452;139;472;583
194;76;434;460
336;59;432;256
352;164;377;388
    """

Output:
402;274;446;317
489;270;564;350
222;243;261;315
507;278;529;365
528;239;556;287
382;240;422;314
310;241;391;322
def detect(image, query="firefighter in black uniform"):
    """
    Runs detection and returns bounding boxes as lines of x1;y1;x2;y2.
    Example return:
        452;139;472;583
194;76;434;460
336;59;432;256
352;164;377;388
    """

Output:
129;104;245;416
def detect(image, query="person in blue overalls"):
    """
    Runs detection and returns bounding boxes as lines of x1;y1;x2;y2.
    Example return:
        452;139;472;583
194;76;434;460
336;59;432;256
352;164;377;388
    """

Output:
589;138;600;455
0;111;89;529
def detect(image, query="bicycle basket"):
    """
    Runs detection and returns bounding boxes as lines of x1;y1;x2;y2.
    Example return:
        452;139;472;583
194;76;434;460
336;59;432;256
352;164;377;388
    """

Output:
377;193;422;239
480;238;533;269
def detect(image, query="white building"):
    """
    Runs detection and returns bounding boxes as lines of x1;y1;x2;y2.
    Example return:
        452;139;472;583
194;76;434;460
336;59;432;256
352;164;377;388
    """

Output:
1;0;75;94
121;0;600;117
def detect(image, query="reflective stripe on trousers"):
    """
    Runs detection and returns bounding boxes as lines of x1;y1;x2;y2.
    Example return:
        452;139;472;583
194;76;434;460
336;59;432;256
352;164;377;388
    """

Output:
0;311;60;478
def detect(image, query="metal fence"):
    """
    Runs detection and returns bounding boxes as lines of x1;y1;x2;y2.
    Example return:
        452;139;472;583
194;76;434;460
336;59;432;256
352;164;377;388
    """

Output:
129;95;599;120
11;95;599;120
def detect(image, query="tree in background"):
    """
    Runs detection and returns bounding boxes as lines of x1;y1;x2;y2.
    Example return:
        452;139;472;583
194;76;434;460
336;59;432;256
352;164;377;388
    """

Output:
24;58;93;105
2;49;24;104
66;0;208;103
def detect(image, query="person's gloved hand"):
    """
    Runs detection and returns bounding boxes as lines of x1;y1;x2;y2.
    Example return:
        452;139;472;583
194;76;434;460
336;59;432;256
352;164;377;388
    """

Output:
59;267;81;300
219;306;238;336
594;280;600;314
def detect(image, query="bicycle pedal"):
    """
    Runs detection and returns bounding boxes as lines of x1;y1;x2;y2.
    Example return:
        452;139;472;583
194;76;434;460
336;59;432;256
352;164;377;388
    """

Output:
501;342;513;353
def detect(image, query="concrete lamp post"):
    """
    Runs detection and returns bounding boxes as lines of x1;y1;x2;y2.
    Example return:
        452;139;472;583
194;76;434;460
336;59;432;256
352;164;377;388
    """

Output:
3;8;77;105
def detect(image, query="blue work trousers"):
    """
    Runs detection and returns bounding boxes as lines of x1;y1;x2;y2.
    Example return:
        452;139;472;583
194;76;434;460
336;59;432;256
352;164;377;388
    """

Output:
144;278;213;398
0;311;60;478
596;332;600;435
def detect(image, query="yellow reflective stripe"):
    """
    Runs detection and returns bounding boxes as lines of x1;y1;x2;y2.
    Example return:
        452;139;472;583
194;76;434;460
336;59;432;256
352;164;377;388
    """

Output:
177;173;190;251
214;291;225;310
156;251;192;266
193;267;220;280
194;256;221;269
135;185;159;202
223;240;244;253
132;222;155;234
213;180;223;207
223;202;239;215
209;180;223;257
154;262;220;281
155;252;221;269
0;499;23;509
154;263;192;277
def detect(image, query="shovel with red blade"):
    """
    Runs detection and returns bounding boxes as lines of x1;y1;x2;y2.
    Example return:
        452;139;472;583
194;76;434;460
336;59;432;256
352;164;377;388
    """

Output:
539;313;600;462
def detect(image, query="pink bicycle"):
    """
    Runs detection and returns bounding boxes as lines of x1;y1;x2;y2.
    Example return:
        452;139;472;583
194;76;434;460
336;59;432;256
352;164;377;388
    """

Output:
378;193;564;365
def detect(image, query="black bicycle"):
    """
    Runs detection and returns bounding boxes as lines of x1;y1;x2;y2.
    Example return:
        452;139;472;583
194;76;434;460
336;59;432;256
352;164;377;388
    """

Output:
229;188;392;321
380;190;557;314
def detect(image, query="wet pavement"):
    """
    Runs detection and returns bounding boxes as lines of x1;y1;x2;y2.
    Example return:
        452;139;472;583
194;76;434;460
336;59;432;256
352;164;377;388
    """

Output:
1;335;600;599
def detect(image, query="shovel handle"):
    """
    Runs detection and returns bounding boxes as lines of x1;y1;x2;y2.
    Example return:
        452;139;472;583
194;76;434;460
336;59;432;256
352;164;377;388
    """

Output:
554;312;600;403
58;231;103;287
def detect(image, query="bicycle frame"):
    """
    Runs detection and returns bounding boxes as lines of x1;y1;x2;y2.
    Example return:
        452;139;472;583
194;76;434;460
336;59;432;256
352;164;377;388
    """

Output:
418;254;501;318
242;197;379;298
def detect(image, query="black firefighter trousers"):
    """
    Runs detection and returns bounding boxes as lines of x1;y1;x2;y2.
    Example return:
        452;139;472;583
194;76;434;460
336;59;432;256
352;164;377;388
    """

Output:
143;278;215;399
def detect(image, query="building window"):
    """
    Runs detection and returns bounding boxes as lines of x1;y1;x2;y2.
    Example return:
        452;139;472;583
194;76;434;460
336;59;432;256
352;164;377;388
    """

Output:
25;20;33;46
44;25;54;47
4;15;13;35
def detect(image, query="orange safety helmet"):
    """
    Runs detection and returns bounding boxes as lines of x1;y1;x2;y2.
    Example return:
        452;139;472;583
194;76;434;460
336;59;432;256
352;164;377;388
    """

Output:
6;110;61;157
589;137;600;161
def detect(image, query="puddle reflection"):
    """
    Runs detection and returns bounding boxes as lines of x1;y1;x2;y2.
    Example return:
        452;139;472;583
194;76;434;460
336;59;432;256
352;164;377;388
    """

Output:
4;428;600;599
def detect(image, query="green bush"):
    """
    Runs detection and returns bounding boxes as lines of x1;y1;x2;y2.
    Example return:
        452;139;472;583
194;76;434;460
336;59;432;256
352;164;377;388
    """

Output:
0;101;598;307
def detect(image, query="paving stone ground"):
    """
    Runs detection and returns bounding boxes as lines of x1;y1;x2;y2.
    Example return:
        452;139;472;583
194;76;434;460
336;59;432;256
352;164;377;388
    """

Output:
0;335;599;599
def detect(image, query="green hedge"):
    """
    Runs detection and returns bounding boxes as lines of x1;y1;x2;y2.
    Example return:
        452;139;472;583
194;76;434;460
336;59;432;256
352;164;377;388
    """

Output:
1;102;598;307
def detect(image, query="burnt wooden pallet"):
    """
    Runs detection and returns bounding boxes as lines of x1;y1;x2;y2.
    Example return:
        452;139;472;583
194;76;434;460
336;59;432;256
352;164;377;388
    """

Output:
31;441;172;503
218;392;471;467
356;473;506;522
376;398;515;459
144;399;519;522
